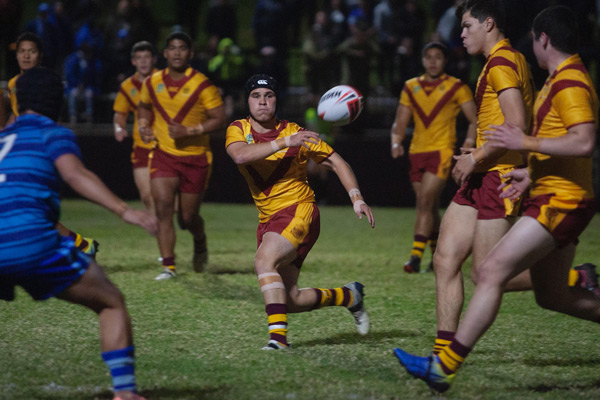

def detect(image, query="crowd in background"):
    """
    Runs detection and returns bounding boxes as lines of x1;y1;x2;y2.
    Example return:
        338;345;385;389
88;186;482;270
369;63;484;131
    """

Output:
0;0;599;123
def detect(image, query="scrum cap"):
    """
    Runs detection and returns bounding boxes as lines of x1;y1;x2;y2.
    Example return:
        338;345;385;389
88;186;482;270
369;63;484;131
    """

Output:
245;74;278;99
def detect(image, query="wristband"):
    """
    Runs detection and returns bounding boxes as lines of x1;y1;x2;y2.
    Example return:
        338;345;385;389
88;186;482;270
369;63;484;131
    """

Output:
284;136;291;147
348;188;361;198
392;142;400;149
469;152;476;165
138;118;149;128
353;199;366;214
270;139;280;152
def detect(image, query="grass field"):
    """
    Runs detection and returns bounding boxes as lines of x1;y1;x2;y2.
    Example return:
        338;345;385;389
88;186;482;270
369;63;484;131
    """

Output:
1;201;600;400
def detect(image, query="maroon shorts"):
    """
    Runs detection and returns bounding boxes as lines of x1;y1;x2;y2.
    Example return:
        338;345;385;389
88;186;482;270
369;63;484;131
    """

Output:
523;193;595;247
409;148;453;182
452;169;520;219
149;147;212;194
257;203;320;268
131;146;151;169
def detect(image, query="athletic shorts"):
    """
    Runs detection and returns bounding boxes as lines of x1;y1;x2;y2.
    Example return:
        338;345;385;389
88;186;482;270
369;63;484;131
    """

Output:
131;145;151;169
0;236;91;301
149;147;212;194
409;148;454;182
257;203;320;268
452;168;521;219
523;193;595;247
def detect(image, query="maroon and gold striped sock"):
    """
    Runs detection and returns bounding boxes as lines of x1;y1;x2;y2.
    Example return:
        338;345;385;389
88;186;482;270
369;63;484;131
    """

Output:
266;303;288;347
437;338;471;375
312;287;353;310
162;256;176;272
410;234;428;259
433;330;455;355
429;231;439;255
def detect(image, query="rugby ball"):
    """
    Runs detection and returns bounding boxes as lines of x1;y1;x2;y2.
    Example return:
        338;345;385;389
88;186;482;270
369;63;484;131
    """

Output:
318;85;364;126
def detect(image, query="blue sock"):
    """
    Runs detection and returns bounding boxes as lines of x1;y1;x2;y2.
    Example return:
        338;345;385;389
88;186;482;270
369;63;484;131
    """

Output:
101;345;137;392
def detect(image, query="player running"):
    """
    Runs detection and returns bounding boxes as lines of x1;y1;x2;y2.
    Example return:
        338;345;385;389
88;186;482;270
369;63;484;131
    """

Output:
225;74;374;350
0;67;157;400
391;41;477;273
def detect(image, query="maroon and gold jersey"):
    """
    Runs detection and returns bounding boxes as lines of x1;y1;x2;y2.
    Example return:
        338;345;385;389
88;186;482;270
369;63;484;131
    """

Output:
113;71;157;149
400;74;473;153
529;54;598;199
475;39;535;171
139;67;223;156
8;74;20;116
226;118;334;222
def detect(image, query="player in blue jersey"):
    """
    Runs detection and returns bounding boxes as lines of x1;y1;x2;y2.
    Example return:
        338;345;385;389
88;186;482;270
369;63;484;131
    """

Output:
0;67;157;400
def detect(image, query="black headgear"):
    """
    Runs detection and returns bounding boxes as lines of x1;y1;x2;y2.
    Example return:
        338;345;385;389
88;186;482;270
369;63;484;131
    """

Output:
245;74;278;99
17;67;64;121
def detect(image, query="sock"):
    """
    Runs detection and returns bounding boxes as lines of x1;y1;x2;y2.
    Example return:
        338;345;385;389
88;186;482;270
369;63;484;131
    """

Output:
433;330;455;355
266;303;288;347
410;234;428;259
312;287;353;309
162;256;175;271
568;268;578;287
429;231;439;255
101;346;137;393
437;339;471;375
67;230;90;252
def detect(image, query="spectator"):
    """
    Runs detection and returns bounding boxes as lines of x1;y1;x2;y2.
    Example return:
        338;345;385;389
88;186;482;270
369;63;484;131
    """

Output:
208;37;246;118
0;0;23;80
64;41;102;123
302;10;338;96
24;3;58;69
252;0;289;58
47;1;74;73
373;0;404;91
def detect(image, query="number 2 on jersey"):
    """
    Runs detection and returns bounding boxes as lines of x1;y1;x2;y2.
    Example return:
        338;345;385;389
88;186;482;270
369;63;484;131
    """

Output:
0;134;17;183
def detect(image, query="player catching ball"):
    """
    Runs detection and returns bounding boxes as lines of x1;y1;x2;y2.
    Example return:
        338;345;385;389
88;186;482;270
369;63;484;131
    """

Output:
225;74;374;350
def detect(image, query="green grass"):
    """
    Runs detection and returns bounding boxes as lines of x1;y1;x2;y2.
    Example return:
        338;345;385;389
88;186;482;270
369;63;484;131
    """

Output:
1;201;600;400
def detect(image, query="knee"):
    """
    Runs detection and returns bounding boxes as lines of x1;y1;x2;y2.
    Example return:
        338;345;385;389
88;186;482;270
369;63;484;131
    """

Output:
433;251;460;280
254;254;276;275
177;212;199;230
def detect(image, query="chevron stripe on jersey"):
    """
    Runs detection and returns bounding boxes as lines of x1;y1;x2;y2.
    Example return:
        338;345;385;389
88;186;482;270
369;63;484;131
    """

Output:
139;67;223;156
225;118;334;222
400;74;473;153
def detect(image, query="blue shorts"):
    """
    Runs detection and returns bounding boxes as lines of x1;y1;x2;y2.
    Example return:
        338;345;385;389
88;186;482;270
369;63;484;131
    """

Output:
0;237;91;301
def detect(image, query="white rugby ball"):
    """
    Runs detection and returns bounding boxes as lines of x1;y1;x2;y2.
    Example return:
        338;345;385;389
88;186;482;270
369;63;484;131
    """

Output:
318;85;364;126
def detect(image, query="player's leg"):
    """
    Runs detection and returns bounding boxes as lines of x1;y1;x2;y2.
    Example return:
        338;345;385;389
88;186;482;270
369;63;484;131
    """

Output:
56;260;144;399
151;176;179;279
531;243;600;320
394;217;553;392
255;232;298;349
432;202;476;348
55;221;99;257
132;166;153;213
415;171;445;272
177;191;208;272
404;180;426;273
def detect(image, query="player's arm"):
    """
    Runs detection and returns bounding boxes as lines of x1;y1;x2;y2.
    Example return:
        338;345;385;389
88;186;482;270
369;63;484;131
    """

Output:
390;104;411;159
227;130;320;165
319;152;375;228
113;111;129;142
459;99;477;148
137;101;155;143
485;121;596;157
168;105;228;139
54;153;158;235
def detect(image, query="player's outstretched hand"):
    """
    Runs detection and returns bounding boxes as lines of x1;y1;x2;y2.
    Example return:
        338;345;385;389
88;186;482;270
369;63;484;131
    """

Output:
121;209;158;236
288;131;320;149
484;122;526;151
498;168;530;200
354;201;375;228
140;126;155;143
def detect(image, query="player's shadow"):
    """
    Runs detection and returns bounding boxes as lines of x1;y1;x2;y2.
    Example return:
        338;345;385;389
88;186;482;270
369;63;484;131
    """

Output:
296;328;422;347
207;264;255;275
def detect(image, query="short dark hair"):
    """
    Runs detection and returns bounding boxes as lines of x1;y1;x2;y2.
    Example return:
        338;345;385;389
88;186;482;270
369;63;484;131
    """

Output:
16;32;44;55
532;6;579;55
165;32;192;49
17;67;63;121
131;41;155;58
422;41;448;58
456;0;506;34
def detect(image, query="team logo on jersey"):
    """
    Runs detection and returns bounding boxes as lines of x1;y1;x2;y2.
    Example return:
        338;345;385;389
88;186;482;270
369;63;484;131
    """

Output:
183;87;190;94
245;133;254;144
157;83;165;93
413;86;421;93
439;85;446;91
130;88;137;97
